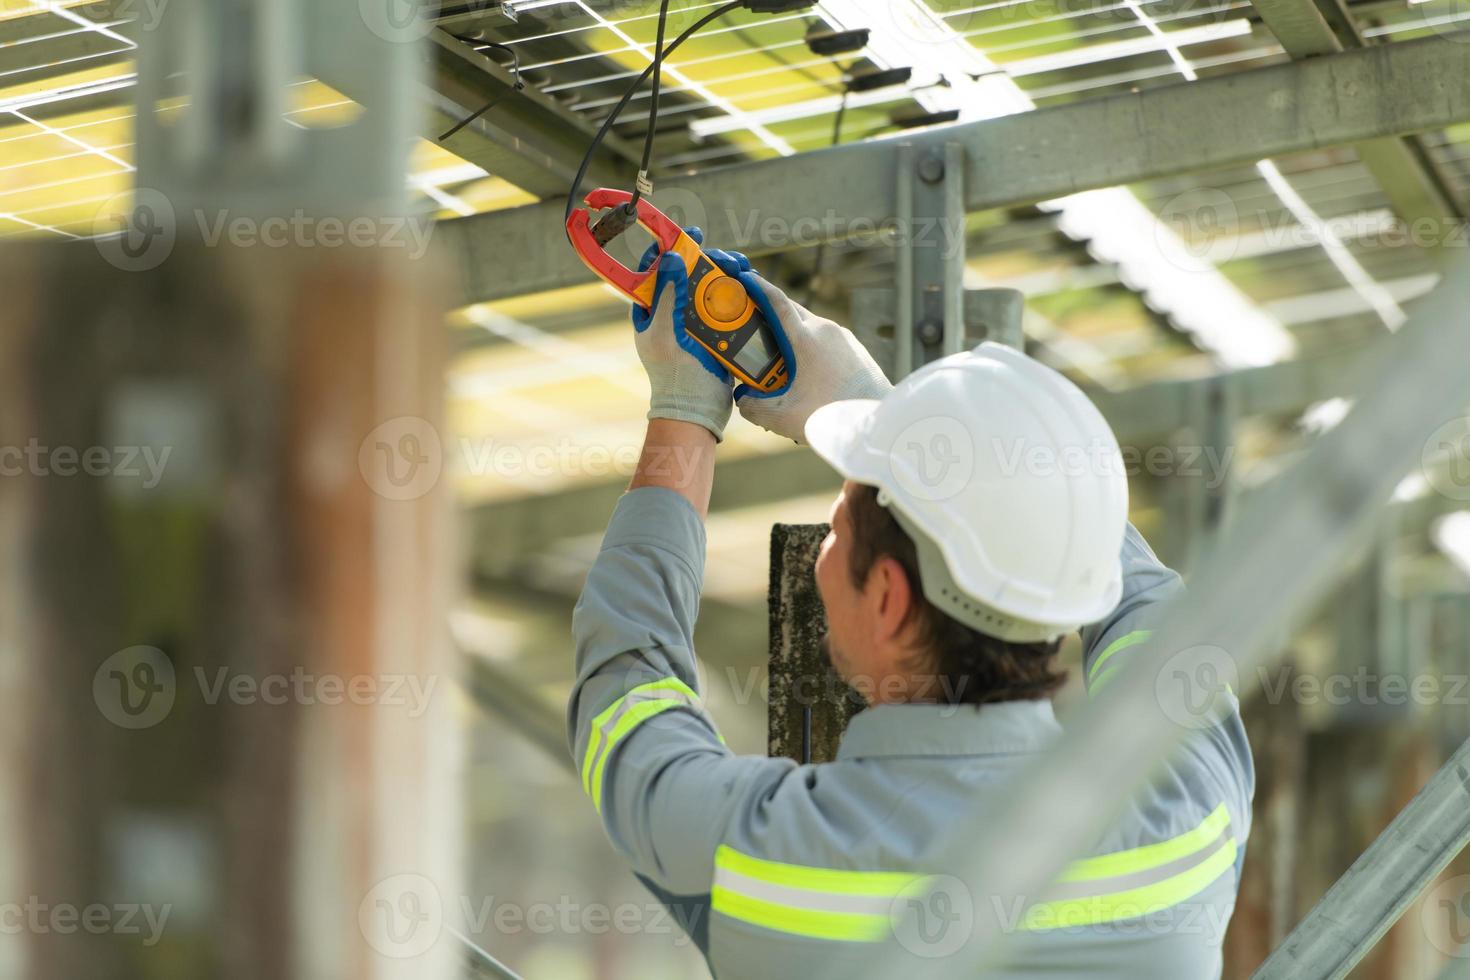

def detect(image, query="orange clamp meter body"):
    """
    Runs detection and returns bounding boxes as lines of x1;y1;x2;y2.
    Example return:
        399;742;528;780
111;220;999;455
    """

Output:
566;188;789;394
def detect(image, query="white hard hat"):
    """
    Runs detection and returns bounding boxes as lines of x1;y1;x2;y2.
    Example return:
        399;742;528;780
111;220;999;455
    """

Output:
805;342;1127;643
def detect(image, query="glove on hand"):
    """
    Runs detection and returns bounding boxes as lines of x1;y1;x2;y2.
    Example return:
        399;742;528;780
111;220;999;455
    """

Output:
719;257;892;444
630;227;738;441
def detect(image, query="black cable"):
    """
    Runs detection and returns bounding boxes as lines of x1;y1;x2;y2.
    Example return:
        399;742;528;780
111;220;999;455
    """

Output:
439;40;523;143
630;0;673;210
565;0;744;226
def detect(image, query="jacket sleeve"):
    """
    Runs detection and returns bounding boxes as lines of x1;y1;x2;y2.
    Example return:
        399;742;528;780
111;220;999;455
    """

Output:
568;487;797;896
1078;524;1255;848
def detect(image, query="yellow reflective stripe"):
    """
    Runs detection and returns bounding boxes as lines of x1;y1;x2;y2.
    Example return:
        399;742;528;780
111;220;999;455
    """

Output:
581;676;704;807
590;698;683;812
710;885;889;942
1022;835;1238;931
713;803;1237;939
1088;629;1152;687
1061;804;1232;883
715;845;924;896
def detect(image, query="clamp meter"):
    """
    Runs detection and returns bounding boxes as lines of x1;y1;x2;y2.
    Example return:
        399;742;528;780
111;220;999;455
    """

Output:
566;188;789;394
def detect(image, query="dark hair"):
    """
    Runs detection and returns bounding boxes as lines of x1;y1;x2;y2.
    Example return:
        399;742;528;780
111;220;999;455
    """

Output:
844;483;1065;705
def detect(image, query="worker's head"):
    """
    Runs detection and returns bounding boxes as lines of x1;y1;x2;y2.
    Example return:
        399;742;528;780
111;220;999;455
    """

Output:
805;343;1129;706
815;480;1066;705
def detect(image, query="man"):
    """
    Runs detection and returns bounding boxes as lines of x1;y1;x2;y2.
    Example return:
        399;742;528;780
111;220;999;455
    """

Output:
568;236;1254;978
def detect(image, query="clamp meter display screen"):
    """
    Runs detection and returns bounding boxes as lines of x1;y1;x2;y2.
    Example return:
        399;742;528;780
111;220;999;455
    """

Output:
731;322;780;378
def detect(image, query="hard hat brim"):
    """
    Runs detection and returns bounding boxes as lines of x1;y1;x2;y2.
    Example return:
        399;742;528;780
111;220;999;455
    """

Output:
805;398;884;484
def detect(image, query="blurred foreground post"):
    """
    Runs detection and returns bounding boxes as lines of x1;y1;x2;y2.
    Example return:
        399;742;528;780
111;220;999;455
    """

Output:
0;0;457;974
0;242;455;980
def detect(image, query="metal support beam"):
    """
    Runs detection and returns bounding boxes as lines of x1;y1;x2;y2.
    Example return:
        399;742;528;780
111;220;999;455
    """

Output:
137;0;418;216
426;31;638;199
462;647;571;775
851;245;1470;975
1251;734;1470;979
439;34;1470;305
849;288;1029;380
1162;373;1239;573
467;338;1380;577
1249;0;1463;260
467;448;841;580
895;141;969;374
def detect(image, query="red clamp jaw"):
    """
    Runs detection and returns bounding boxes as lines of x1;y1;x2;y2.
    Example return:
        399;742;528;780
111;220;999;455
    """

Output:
565;188;702;309
565;188;790;395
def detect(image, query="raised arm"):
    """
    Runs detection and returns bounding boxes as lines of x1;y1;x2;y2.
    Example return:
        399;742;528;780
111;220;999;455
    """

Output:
567;243;794;899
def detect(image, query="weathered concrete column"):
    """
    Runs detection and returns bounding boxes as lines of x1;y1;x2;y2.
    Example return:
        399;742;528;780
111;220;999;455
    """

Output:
767;525;863;763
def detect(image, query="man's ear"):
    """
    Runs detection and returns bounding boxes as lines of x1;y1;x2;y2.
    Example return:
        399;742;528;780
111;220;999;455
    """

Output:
869;555;914;643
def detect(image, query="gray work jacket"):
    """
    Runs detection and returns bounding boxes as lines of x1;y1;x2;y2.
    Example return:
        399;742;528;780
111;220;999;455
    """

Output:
569;487;1254;978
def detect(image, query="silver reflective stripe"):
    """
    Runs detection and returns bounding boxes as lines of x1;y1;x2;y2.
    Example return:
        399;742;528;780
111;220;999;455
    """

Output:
713;865;897;918
583;684;699;798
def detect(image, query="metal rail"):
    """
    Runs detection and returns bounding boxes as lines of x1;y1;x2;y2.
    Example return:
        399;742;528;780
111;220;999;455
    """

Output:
1252;735;1470;979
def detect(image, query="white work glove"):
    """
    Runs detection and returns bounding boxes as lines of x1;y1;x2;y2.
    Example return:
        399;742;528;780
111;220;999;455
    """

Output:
632;239;736;441
732;270;892;444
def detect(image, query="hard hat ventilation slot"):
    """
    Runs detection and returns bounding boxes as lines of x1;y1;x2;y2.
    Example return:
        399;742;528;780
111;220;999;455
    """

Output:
941;586;1005;629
